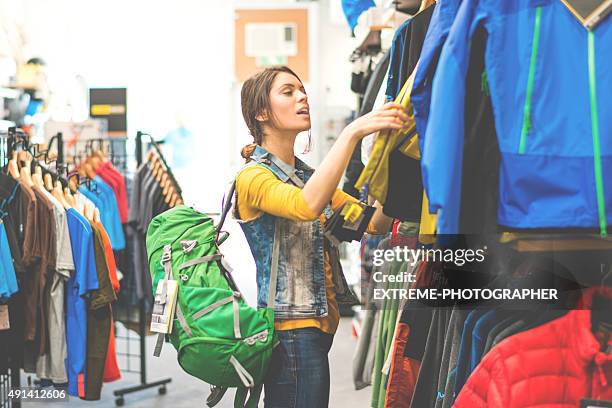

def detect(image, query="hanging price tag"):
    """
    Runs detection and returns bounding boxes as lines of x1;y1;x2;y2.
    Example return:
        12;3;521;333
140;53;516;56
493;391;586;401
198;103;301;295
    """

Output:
0;305;9;330
561;0;612;29
150;280;178;334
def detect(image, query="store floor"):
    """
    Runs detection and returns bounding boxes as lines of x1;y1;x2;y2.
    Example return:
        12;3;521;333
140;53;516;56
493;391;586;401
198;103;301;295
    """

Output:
22;317;370;408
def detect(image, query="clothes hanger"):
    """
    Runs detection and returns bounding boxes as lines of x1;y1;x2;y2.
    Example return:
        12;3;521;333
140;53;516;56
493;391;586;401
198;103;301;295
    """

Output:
163;182;171;198
72;189;84;214
32;165;44;188
93;145;108;163
68;173;79;194
160;172;169;191
153;160;163;181
164;187;174;205
65;189;76;208
84;201;95;221
57;182;71;209
19;158;34;187
8;152;19;179
77;163;87;180
53;180;71;209
43;172;54;192
89;154;101;172
83;162;96;180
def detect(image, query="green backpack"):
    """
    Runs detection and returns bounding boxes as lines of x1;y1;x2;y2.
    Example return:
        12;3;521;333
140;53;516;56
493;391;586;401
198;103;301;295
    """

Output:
146;188;279;407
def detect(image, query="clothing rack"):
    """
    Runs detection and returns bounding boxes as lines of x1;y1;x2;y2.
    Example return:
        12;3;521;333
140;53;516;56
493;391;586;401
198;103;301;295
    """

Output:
0;127;22;408
67;136;128;174
135;131;181;195
2;128;169;406
1;129;69;408
111;130;171;407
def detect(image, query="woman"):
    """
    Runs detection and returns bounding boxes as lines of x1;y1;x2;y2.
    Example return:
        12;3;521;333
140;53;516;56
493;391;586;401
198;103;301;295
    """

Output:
235;66;410;407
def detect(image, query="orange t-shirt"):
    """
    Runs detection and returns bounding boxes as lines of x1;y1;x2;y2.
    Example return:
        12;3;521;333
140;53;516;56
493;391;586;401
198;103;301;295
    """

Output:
94;222;121;382
94;221;120;293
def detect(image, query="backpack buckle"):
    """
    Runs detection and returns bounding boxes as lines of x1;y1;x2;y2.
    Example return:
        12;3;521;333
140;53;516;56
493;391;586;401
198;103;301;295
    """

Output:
243;329;268;346
180;240;197;253
160;245;172;265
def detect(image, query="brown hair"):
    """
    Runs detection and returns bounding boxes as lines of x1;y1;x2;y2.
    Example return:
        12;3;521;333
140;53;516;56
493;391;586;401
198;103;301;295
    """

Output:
240;66;310;161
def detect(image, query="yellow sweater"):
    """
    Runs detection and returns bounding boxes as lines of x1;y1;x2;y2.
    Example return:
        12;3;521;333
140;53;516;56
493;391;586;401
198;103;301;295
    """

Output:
236;164;377;335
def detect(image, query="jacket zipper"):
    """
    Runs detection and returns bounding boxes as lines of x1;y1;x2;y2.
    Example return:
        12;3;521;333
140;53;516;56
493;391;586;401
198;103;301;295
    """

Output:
518;6;542;154
587;31;608;237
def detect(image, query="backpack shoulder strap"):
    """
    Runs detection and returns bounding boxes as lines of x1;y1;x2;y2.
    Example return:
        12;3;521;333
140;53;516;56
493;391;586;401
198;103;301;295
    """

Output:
216;155;283;238
215;159;282;308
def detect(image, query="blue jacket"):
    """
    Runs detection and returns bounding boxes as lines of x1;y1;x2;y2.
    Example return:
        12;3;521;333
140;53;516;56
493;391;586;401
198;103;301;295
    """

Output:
411;0;462;142
386;18;413;101
422;0;612;235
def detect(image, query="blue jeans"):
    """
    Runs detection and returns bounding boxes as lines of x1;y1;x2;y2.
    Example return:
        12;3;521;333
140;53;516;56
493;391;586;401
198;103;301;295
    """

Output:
264;328;334;408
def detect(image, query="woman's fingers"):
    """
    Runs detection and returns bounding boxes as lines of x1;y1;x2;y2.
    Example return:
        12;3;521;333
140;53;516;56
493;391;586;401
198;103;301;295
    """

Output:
375;112;410;126
376;109;410;122
348;102;413;140
375;119;404;130
381;102;404;111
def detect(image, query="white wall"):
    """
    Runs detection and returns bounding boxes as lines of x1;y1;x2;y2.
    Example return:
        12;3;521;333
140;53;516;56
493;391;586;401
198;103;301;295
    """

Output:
230;0;359;168
3;0;360;305
12;0;235;209
10;0;359;205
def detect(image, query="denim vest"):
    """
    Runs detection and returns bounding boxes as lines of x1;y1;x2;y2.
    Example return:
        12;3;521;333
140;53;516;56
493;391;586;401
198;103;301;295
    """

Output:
234;146;358;319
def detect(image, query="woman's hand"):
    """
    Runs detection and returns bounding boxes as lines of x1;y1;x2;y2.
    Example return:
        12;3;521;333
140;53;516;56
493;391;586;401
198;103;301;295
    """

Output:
300;103;410;216
342;102;410;141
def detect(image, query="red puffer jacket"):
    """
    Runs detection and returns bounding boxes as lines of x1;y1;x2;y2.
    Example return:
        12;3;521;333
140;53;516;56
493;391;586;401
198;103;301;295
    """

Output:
454;293;612;407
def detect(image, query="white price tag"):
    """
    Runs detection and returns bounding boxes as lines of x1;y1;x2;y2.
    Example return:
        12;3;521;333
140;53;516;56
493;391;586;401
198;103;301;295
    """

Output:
150;280;178;334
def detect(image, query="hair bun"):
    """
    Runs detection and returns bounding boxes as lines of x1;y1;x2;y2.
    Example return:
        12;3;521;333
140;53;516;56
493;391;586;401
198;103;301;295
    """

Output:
240;143;257;161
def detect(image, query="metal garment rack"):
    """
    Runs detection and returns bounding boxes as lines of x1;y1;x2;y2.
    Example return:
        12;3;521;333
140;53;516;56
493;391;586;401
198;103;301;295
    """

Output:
0;129;173;407
112;131;171;406
0;127;27;408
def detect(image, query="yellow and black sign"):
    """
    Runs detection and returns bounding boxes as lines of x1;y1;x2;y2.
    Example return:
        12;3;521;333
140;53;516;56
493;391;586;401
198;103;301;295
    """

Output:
89;88;127;137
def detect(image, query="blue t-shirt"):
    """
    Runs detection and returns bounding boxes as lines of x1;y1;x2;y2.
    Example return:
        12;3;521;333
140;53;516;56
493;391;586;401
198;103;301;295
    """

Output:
79;186;104;213
0;221;18;301
65;209;98;397
94;176;125;249
79;177;125;250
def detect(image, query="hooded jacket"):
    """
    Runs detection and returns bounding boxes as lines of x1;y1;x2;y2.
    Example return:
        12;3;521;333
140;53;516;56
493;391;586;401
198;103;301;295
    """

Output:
422;0;612;235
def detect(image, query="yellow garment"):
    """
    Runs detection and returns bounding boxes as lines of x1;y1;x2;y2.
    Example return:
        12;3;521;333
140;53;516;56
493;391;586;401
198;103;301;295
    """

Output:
355;70;419;204
419;193;438;244
356;66;437;242
236;165;381;335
